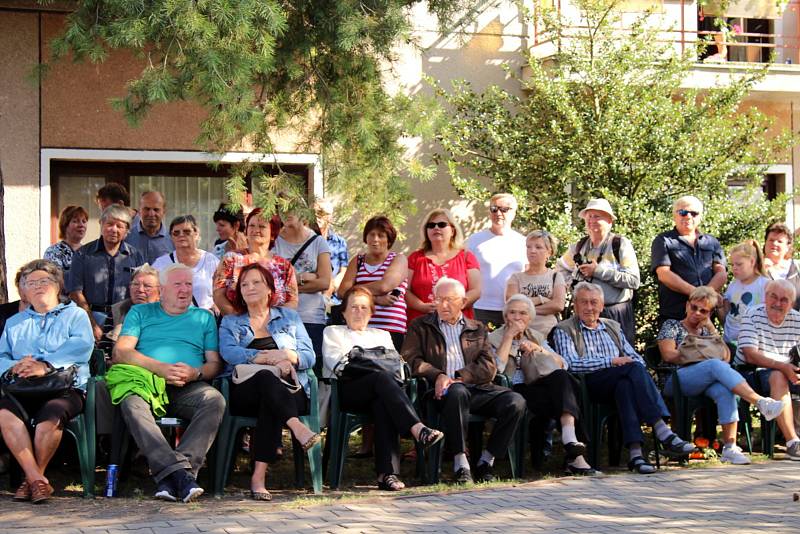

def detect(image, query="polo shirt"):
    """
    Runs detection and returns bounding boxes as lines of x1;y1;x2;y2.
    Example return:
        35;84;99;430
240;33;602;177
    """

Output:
125;215;174;263
120;302;219;368
67;239;145;307
650;227;725;320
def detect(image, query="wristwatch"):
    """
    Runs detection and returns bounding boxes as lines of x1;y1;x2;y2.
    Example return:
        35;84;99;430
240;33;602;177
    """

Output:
196;369;204;382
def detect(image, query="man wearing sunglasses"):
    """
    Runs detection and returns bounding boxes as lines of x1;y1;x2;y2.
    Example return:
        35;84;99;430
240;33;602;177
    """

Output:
466;193;527;327
651;195;727;326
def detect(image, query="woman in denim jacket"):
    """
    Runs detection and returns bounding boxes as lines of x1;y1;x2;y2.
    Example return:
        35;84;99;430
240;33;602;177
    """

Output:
219;263;320;501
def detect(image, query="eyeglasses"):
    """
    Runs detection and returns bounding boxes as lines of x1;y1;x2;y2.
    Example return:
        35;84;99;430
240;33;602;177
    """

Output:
131;282;158;291
426;221;450;230
435;296;462;304
490;206;512;214
23;278;55;289
689;303;711;315
171;229;194;236
676;209;700;218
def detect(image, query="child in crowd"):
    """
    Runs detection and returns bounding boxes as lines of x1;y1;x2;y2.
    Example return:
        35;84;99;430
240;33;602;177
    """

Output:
720;240;769;349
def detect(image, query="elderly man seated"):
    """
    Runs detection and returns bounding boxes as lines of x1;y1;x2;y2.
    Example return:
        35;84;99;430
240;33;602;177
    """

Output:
551;282;694;474
737;279;800;460
107;263;161;342
402;277;526;484
110;263;224;502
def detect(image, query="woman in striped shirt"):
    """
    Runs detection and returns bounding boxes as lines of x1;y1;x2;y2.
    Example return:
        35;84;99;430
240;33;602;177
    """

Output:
337;216;408;349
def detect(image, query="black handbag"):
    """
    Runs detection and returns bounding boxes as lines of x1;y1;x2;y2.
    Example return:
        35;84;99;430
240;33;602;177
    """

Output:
1;364;78;399
332;346;405;385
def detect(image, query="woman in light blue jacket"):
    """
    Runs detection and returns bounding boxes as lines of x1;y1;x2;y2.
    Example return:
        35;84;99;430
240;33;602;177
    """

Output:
0;259;93;504
218;262;320;501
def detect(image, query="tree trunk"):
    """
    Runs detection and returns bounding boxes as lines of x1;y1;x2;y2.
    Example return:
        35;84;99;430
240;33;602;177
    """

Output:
0;154;8;303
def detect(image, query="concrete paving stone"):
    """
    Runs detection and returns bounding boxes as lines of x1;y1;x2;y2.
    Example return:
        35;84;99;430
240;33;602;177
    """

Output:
120;523;173;530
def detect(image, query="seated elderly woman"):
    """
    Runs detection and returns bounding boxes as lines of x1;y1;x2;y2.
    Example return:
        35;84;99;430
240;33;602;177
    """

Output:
657;286;785;464
323;286;443;491
488;294;595;475
219;263;321;501
0;259;94;503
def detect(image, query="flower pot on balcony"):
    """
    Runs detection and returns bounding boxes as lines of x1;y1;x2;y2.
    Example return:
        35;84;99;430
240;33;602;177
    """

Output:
701;0;784;19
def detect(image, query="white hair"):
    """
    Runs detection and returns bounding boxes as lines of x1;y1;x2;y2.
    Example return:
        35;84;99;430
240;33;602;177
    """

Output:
490;193;517;209
766;278;797;302
158;262;193;285
573;281;604;301
504;293;536;320
673;195;703;213
433;276;466;298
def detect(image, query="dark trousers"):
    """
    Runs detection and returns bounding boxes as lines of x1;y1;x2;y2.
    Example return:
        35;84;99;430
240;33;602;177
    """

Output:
601;300;635;346
513;369;587;442
230;370;308;464
585;363;670;447
432;383;525;458
339;371;420;475
474;309;505;328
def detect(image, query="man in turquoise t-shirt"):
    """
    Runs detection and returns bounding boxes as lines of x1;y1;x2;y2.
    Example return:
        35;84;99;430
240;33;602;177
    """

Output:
113;263;224;503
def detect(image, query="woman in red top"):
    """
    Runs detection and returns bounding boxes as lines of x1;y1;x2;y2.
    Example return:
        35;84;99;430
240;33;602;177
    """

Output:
406;208;481;325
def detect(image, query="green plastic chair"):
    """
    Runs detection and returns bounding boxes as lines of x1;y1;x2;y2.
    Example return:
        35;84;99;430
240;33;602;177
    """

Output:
213;370;323;496
65;373;99;497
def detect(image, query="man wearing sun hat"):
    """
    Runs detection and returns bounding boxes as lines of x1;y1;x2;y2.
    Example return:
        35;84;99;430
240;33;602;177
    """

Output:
557;198;640;344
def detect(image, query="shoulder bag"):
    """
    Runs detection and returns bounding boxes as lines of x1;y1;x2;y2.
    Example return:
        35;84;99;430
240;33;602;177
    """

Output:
676;334;727;365
1;363;79;425
332;345;405;385
232;363;302;393
518;349;563;385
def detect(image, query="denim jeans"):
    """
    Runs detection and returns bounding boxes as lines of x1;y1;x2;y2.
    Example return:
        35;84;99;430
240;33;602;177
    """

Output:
664;359;745;424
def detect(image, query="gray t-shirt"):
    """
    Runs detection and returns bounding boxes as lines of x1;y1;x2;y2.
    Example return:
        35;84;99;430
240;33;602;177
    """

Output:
273;234;331;324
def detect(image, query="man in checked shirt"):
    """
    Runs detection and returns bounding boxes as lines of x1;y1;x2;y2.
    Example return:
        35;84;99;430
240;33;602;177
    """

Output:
551;282;694;474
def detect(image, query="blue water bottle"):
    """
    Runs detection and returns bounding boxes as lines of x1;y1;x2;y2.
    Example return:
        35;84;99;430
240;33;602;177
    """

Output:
105;464;119;497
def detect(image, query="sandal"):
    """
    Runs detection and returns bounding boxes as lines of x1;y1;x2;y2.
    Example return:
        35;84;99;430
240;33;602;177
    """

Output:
13;480;31;502
249;489;272;501
377;474;405;491
627;455;656;474
659;433;695;458
300;432;321;453
563;441;587;461
416;426;444;450
30;480;54;504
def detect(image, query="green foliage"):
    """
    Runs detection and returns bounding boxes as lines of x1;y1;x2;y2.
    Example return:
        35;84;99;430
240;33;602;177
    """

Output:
41;0;476;226
433;0;796;345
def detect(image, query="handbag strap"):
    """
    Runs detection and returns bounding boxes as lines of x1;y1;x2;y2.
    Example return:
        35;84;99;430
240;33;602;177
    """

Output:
290;234;320;266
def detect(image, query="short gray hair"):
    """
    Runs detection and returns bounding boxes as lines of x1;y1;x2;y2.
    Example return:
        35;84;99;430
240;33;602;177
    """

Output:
573;281;604;301
132;263;159;282
503;293;536;320
490;193;517;210
673;195;703;213
100;204;132;228
158;262;194;286
19;259;64;297
766;278;797;302
433;276;466;298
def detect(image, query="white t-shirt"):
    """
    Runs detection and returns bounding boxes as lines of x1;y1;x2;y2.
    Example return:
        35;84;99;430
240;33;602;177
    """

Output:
321;325;395;379
273;234;331;324
736;304;800;365
152;250;219;310
723;276;768;344
466;228;527;312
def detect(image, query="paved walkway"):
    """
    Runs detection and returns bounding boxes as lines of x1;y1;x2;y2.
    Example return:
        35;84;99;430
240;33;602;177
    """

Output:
2;462;799;533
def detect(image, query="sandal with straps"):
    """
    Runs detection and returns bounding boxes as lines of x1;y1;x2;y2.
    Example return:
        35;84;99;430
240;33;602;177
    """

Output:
627;455;656;474
416;426;444;450
300;432;321;453
377;474;405;491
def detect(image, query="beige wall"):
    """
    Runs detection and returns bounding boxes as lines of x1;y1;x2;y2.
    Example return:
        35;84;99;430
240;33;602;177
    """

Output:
0;11;40;300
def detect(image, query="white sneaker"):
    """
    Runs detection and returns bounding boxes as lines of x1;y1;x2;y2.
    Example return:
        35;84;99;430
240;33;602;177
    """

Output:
720;444;751;465
786;441;800;461
757;397;786;421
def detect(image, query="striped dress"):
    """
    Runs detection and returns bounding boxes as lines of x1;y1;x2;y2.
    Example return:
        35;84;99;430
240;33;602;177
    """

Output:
354;252;408;333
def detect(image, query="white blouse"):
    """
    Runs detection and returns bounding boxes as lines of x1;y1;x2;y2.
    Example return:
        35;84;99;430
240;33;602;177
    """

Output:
321;325;396;379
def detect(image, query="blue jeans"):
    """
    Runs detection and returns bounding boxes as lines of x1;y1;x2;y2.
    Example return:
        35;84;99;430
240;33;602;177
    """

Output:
664;359;745;424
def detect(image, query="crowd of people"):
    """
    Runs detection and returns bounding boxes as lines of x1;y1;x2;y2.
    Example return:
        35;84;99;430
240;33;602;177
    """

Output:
1;185;799;505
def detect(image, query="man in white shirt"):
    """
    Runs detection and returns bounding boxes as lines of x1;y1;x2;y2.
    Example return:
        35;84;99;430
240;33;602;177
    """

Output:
466;193;527;327
738;279;800;460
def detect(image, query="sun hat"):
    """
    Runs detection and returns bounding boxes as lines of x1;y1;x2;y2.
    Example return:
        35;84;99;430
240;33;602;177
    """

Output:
578;198;616;221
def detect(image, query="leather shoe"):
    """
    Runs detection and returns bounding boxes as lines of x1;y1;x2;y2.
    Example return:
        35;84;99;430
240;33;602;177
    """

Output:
564;463;600;476
13;480;32;502
453;467;473;485
474;462;495;483
30;480;54;504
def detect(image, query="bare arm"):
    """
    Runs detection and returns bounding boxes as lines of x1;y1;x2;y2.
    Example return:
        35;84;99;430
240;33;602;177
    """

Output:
504;275;521;302
536;282;566;315
298;252;332;293
655;266;696;296
657;338;681;364
336;257;358;298
213;287;238;316
708;263;727;292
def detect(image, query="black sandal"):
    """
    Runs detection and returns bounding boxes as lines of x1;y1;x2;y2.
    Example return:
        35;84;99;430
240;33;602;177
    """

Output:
627;455;656;474
377;474;405;491
416;426;444;450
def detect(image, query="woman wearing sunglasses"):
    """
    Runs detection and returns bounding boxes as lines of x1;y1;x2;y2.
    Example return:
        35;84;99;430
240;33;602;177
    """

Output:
406;209;481;325
153;215;220;312
656;286;785;465
651;195;727;327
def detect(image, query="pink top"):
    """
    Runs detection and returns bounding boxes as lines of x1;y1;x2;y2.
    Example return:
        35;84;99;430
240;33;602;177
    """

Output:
354;252;408;333
406;249;479;324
